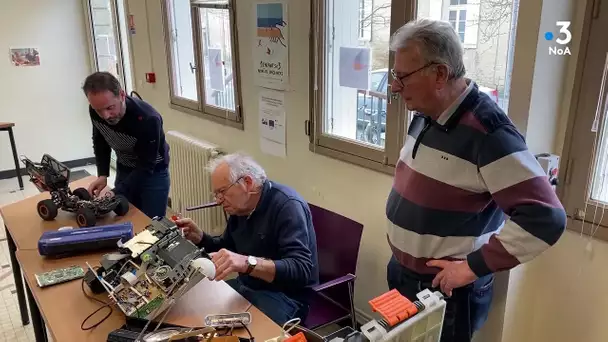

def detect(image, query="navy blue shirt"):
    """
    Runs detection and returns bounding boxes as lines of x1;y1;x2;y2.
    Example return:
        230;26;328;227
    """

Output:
90;96;169;195
199;180;319;304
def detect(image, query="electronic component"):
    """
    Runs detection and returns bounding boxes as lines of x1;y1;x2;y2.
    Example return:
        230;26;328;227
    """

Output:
35;265;85;288
86;216;216;323
205;313;252;327
361;289;445;342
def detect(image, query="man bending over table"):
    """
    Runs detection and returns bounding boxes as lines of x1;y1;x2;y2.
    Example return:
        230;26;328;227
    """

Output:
177;153;319;325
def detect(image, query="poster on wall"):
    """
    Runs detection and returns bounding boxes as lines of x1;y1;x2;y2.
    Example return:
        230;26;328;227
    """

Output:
10;48;40;66
339;47;371;89
259;90;286;158
253;1;289;90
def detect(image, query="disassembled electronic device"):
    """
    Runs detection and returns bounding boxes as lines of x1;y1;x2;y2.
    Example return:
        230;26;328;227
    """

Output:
38;222;134;257
21;153;130;227
86;216;216;324
204;313;252;328
35;265;85;288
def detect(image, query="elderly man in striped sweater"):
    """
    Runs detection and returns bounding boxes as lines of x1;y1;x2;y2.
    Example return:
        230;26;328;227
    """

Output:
385;19;566;342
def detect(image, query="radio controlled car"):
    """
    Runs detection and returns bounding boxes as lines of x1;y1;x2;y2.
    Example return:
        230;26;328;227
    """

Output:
21;154;130;227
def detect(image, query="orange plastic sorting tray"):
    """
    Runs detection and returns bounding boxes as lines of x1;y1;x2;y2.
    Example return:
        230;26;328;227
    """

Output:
368;289;419;327
284;332;307;342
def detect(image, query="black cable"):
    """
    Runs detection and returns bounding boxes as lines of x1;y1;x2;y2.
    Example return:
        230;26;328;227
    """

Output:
241;322;254;342
80;276;113;330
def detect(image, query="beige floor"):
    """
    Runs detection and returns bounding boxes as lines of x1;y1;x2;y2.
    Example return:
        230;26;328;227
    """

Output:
0;165;114;342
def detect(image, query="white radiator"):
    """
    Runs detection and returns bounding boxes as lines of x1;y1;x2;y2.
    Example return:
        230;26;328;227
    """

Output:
166;131;226;236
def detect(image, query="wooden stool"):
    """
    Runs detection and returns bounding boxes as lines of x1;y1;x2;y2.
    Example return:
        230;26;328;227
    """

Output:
0;123;24;190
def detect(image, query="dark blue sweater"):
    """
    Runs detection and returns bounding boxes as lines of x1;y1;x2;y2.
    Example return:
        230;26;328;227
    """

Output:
198;180;319;304
90;96;169;196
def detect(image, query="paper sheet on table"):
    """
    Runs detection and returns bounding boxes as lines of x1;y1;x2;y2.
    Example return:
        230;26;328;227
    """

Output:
259;90;286;157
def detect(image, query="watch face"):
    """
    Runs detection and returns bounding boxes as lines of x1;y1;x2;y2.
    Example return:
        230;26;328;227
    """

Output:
248;256;257;266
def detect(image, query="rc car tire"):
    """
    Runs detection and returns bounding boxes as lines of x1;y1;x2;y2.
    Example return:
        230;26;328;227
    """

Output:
37;199;58;221
73;187;92;201
76;207;96;227
114;195;130;216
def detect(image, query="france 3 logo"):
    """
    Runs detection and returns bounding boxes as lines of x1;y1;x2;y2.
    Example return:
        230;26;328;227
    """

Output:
544;21;572;56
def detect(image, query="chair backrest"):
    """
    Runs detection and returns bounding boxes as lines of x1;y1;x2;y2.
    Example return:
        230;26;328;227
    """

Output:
309;203;364;302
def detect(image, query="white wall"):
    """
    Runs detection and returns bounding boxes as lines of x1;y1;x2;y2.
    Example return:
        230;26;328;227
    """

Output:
0;0;94;172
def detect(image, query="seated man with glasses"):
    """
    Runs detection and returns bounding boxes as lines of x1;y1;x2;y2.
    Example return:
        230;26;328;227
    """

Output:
176;153;319;325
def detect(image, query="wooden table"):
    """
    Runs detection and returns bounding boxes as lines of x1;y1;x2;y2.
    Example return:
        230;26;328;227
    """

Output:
17;250;283;342
1;176;283;342
0;175;147;333
1;176;150;251
0;122;23;190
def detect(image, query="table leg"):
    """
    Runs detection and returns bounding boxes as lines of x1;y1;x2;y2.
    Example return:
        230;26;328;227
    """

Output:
6;225;29;326
7;127;24;190
25;281;47;342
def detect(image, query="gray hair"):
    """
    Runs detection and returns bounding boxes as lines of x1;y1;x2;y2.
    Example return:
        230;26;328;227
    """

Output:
208;153;267;186
389;18;466;79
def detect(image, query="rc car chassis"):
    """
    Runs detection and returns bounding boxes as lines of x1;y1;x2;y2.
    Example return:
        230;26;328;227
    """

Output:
21;154;130;227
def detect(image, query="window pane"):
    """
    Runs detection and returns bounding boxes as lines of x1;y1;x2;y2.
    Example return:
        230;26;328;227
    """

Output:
323;0;391;148
199;8;236;111
450;0;459;5
90;0;120;78
589;55;608;204
418;0;517;114
167;0;198;101
449;10;457;21
460;10;467;21
460;0;468;4
459;21;466;33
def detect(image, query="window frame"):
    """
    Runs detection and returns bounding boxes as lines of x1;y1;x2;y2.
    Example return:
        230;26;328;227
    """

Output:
84;0;134;91
558;0;608;240
308;0;413;175
161;0;244;130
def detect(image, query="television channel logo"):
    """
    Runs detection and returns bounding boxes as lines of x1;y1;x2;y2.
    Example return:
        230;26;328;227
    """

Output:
545;21;572;56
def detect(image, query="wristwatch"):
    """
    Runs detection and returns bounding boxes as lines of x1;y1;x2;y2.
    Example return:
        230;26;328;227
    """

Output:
245;256;258;275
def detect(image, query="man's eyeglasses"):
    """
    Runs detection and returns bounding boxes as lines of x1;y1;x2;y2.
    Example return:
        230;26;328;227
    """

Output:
212;177;243;200
391;62;437;87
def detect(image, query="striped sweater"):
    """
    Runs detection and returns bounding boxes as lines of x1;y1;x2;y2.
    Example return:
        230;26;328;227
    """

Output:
386;81;566;278
90;96;170;196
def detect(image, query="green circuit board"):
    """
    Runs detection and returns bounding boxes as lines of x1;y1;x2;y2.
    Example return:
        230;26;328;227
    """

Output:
35;265;85;288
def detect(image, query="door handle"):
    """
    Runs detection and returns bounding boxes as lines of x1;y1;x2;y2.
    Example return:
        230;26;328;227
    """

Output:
388;85;399;104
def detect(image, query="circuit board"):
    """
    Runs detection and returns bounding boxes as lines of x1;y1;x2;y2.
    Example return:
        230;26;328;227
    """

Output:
35;265;85;288
114;276;166;318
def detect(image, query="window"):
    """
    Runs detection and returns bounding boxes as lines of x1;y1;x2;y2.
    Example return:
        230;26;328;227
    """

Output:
309;0;407;173
162;0;242;128
447;0;478;49
419;0;516;113
560;3;608;240
449;9;467;43
358;0;373;42
309;0;518;173
86;0;134;92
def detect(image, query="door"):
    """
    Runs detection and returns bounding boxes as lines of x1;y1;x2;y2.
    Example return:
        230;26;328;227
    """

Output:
561;1;608;237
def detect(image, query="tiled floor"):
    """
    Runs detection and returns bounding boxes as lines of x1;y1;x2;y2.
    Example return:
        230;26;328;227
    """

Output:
0;166;114;342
